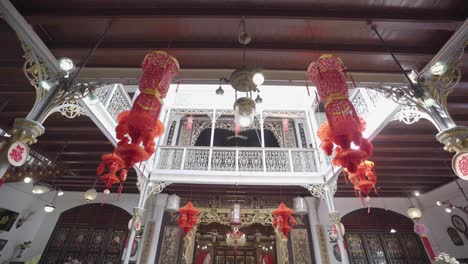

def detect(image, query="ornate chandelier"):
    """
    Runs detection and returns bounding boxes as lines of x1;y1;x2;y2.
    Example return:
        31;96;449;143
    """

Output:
216;18;264;128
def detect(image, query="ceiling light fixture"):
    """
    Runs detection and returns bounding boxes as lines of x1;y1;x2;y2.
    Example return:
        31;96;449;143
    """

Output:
57;189;64;197
44;204;55;213
390;228;397;233
445;207;453;214
32;182;53;194
215;17;264;128
215;85;224;95
23;176;32;183
84;188;97;202
430;61;448;76
414;191;421;197
58;57;75;72
407;207;422;221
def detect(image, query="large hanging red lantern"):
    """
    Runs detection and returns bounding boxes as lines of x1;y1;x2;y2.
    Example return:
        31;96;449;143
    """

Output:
96;51;179;192
272;202;295;237
307;54;373;173
178;201;200;234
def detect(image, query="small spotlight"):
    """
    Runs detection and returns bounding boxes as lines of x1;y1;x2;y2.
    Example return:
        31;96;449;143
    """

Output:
40;80;54;91
414;191;420;197
23;176;32;183
269;246;273;250
445;207;452;214
252;72;264;86
58;57;75;72
390;228;397;233
430;61;447;76
423;97;435;108
255;94;263;104
44;204;55;213
436;201;443;206
215;85;224;95
57;189;64;197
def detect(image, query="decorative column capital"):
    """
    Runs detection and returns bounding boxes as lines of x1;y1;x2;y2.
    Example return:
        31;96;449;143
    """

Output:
8;118;45;145
436;126;468;153
133;207;145;217
328;211;341;225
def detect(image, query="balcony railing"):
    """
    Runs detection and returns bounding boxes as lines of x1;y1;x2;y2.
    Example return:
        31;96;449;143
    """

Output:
156;146;319;174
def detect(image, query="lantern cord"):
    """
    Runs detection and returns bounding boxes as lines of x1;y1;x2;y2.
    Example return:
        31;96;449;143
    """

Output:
454;179;468;203
68;19;114;86
368;22;424;98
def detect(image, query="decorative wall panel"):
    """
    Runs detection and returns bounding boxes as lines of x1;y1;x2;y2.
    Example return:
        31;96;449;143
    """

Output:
290;229;313;264
158;225;182;264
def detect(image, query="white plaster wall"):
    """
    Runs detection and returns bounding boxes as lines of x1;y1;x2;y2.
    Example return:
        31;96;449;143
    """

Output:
0;182;138;263
314;180;468;264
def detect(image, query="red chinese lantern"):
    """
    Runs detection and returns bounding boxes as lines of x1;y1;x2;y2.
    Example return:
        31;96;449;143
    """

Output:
186;116;193;131
96;154;125;191
272;202;295;237
178;201;200;234
282;118;289;134
307;54;373;173
97;51;180;191
346;160;378;202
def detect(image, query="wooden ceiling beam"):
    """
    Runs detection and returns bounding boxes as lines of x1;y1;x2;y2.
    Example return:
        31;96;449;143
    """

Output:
20;7;466;22
47;41;440;57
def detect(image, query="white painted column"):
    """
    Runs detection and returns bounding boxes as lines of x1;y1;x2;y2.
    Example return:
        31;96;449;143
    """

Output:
208;109;216;171
305;197;324;264
324;186;349;264
137;193;169;264
260;111;267;172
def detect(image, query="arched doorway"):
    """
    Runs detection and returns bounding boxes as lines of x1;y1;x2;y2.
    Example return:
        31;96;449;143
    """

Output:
341;208;429;263
40;204;132;264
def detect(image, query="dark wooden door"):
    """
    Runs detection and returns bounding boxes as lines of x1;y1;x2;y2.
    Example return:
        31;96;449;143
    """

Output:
40;204;131;264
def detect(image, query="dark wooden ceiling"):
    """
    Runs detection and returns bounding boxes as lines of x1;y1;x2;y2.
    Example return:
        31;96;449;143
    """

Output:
0;0;467;198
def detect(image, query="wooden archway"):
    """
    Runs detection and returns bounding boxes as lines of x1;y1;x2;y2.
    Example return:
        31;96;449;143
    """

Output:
340;208;429;263
41;203;132;264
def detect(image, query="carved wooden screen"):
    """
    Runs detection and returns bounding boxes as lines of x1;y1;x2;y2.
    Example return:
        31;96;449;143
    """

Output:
342;208;430;264
345;232;428;264
155;212;184;264
40;204;131;264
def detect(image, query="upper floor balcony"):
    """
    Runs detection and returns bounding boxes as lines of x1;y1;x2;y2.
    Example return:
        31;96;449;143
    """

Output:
80;82;399;185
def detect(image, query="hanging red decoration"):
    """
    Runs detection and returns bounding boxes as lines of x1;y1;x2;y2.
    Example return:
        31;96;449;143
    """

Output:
272;202;295;237
226;227;246;254
345;160;378;201
282;118;289;134
96;51;180;191
234;122;241;136
96;154;125;191
186;116;193;131
178;201;200;234
307;54;374;173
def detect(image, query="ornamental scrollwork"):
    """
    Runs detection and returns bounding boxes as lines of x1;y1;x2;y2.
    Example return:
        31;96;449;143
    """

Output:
419;44;466;109
197;208;273;227
20;38;51;103
393;106;424;125
304;180;337;200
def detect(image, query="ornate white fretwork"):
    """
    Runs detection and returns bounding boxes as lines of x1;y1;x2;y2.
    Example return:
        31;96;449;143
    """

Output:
106;87;132;120
156;146;319;174
393;106;424;125
304;180;337;199
57;99;88;119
